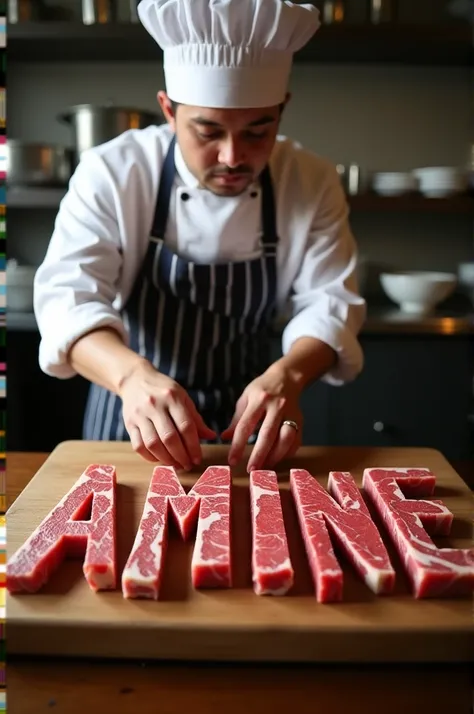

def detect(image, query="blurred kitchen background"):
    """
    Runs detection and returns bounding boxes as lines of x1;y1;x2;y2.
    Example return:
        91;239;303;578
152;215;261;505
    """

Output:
5;0;474;468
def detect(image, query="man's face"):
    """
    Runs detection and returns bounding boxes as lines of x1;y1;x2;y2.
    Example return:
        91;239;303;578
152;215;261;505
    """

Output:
158;91;287;197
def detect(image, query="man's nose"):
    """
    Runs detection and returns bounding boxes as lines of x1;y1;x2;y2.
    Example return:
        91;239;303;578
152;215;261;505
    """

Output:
217;138;246;168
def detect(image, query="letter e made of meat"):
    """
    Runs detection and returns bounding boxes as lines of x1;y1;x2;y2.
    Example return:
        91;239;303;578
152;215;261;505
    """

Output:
363;467;474;598
7;464;117;594
290;469;396;603
249;470;294;596
122;465;231;599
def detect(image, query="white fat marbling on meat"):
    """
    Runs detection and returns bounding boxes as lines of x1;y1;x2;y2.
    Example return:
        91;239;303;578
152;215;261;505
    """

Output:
121;497;166;584
192;509;226;567
363;469;474;580
250;483;277;519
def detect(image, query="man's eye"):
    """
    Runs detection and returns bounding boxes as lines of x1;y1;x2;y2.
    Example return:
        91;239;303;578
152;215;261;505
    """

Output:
198;132;221;140
246;131;268;140
197;131;268;141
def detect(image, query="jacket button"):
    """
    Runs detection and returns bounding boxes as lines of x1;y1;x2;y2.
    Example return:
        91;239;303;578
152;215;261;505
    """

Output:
181;192;190;201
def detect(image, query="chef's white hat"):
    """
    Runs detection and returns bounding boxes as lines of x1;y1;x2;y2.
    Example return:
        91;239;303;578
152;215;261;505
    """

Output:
137;0;320;109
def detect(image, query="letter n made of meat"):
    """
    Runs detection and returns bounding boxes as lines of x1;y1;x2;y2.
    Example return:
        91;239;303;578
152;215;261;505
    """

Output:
122;466;231;599
290;469;396;603
7;465;117;594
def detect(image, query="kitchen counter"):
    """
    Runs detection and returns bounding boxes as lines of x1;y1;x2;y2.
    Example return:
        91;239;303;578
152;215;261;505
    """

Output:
5;450;474;714
277;307;474;336
7;308;474;336
357;308;474;336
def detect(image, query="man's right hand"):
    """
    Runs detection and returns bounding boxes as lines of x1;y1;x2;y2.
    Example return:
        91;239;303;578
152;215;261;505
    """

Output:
119;360;216;469
67;327;215;469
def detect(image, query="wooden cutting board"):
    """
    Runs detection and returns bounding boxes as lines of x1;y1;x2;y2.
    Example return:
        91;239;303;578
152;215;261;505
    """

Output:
6;441;473;664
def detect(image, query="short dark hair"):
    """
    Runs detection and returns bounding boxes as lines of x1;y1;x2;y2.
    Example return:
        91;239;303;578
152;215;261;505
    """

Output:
170;100;285;115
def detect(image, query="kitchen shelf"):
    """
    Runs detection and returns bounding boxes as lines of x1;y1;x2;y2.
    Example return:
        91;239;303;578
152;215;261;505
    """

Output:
7;186;67;208
7;311;37;332
348;194;474;214
7;21;473;65
7;186;474;214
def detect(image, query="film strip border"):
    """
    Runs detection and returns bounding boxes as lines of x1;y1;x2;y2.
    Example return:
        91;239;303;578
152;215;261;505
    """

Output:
0;410;4;514
0;0;5;539
0;514;4;702
0;10;5;712
0;516;4;619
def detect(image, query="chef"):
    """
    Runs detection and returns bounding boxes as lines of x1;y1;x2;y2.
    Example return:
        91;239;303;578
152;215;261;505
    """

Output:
33;0;366;473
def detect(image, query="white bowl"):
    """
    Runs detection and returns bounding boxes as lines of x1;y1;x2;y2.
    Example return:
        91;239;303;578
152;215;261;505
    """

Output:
420;188;463;198
458;262;474;286
457;262;474;305
413;166;464;180
7;285;34;312
372;172;418;194
373;187;414;197
413;167;468;195
373;171;416;184
6;261;37;286
380;271;457;315
6;261;37;312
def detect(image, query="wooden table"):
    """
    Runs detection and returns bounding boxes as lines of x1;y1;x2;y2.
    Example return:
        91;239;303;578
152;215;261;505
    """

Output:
6;452;474;714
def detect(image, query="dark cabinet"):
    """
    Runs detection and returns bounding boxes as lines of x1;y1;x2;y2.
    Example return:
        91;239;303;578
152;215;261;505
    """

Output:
271;333;473;461
8;330;90;452
328;335;474;460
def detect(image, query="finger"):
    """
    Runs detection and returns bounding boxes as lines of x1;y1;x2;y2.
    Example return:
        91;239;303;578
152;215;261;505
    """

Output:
152;413;193;470
228;400;267;466
247;406;285;472
221;396;248;441
129;422;181;467
265;425;298;469
220;421;235;442
129;426;157;462
196;420;217;439
286;438;300;460
168;402;204;465
187;399;217;440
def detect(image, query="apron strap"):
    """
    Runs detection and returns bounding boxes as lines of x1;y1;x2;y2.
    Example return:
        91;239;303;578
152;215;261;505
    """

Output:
151;134;177;239
260;165;278;257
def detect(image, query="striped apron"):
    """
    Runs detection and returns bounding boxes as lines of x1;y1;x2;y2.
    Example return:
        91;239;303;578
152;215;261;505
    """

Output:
83;134;279;441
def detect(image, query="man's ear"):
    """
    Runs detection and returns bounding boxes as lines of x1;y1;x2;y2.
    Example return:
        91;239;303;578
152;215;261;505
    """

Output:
157;91;176;130
279;92;291;117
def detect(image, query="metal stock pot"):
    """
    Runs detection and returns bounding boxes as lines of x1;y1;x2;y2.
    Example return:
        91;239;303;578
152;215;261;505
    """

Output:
6;140;73;186
57;104;163;160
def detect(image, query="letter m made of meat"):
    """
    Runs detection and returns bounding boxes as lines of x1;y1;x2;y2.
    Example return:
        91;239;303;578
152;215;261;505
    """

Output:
122;466;232;600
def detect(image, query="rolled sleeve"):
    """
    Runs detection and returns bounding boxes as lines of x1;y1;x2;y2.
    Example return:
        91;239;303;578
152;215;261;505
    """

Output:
282;164;366;386
34;151;126;379
37;301;128;380
282;308;364;385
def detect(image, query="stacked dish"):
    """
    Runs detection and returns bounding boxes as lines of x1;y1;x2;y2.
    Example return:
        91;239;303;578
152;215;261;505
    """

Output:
371;172;417;197
412;166;467;198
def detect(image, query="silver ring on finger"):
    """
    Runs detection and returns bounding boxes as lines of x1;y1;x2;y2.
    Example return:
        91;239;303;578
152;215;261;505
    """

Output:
281;419;299;432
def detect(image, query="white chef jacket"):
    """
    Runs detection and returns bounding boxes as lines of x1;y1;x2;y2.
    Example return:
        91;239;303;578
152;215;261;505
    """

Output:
33;124;366;386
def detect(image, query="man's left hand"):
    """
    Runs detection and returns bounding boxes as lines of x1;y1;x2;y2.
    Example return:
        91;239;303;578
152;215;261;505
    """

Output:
220;365;303;472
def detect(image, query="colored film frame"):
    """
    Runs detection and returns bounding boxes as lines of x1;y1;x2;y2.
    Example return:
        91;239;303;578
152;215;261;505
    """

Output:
0;9;5;710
